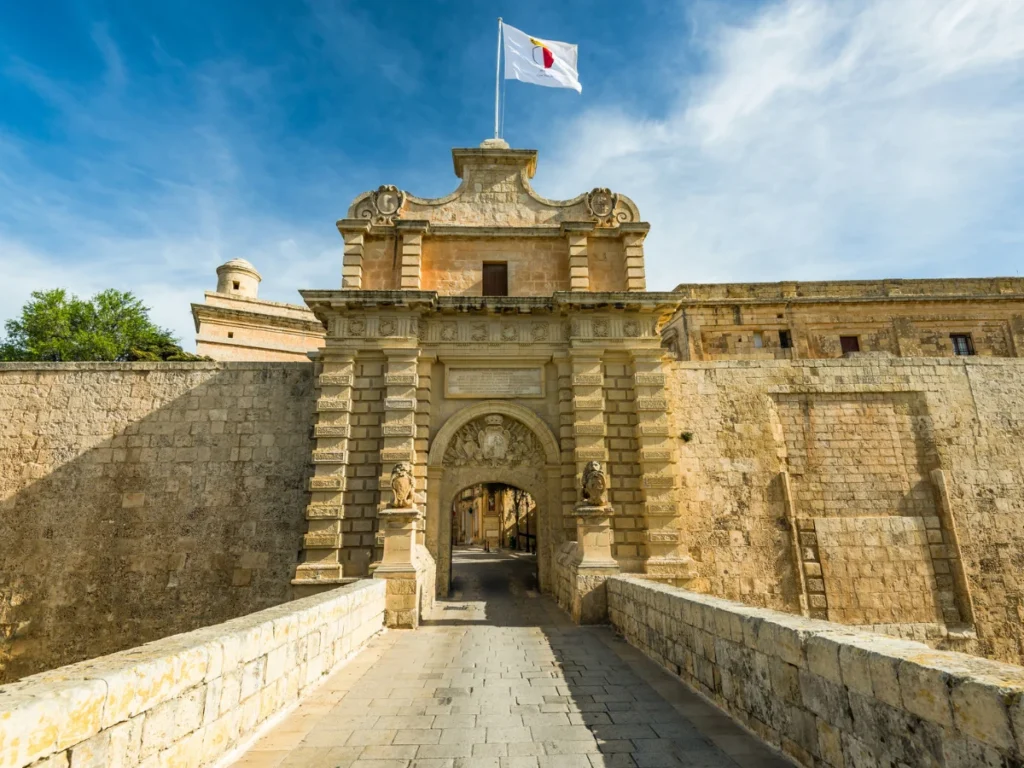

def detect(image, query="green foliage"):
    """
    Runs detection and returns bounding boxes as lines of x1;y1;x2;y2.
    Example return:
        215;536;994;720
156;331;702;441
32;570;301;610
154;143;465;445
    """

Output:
0;289;209;362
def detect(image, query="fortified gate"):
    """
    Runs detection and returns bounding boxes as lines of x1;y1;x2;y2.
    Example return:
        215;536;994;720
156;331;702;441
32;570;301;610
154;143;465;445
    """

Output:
290;139;694;618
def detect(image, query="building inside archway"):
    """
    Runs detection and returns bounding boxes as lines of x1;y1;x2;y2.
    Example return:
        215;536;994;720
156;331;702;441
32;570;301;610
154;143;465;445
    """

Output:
451;483;536;551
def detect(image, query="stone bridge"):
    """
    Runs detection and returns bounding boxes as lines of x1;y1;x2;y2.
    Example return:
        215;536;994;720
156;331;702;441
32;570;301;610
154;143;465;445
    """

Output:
4;545;1024;768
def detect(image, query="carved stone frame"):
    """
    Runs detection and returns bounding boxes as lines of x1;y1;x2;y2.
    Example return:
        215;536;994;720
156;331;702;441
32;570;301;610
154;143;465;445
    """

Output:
426;401;562;596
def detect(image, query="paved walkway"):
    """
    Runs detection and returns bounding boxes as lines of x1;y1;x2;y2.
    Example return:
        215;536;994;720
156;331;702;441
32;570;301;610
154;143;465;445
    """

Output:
231;548;791;768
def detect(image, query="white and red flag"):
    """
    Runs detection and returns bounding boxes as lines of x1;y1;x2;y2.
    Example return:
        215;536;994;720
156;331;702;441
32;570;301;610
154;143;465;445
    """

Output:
502;23;582;93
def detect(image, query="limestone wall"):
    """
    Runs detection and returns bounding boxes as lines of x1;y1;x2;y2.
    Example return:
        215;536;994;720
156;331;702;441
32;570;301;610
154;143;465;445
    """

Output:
0;363;315;682
667;357;1024;664
0;579;384;768
608;576;1024;768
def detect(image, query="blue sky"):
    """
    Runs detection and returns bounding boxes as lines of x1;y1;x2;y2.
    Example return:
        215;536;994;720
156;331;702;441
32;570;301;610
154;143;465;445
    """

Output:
2;0;1023;348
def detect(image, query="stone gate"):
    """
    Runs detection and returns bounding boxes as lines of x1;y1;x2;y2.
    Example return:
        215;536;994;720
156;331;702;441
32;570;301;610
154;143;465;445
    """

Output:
290;139;695;612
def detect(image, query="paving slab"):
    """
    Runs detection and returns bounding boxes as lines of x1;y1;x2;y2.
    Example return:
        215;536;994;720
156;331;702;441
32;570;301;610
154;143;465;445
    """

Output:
231;548;793;768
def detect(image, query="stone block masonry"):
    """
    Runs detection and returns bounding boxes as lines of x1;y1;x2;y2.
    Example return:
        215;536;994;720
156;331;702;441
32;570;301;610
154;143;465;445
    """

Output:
669;356;1024;664
0;362;315;683
0;579;384;768
608;575;1024;768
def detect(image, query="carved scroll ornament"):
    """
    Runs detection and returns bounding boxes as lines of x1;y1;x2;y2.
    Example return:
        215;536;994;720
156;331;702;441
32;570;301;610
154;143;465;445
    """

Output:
354;184;406;225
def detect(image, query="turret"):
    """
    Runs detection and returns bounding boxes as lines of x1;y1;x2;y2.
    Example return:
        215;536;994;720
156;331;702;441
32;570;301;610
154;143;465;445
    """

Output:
215;258;261;298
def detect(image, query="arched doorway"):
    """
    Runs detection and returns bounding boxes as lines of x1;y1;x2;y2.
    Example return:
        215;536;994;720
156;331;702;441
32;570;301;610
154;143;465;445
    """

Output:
426;402;561;597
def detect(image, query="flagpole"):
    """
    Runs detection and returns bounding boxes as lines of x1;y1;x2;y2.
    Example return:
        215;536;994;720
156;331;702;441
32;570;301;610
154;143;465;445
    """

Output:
494;18;502;139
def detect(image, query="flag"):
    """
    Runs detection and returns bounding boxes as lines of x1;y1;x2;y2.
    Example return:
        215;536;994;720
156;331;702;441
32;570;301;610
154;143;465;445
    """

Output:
502;23;582;93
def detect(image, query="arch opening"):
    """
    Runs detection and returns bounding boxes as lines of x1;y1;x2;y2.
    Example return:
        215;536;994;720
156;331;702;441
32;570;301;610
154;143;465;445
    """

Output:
426;401;562;597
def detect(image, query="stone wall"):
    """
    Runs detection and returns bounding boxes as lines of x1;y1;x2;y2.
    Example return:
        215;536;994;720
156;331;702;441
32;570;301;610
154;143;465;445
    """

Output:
0;362;315;683
667;357;1024;664
608;576;1024;768
0;579;384;768
420;237;570;295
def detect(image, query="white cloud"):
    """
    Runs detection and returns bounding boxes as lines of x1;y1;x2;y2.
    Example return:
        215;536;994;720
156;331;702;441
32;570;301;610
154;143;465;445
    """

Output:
541;0;1024;290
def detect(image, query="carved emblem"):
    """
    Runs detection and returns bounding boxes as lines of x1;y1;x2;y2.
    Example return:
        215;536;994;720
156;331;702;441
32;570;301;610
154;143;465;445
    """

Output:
355;184;406;225
389;462;415;508
586;188;617;220
501;325;518;342
441;323;458;342
623;319;641;337
379;318;396;337
593;319;609;338
531;323;549;342
580;461;609;507
442;415;543;468
470;323;488;342
348;318;366;336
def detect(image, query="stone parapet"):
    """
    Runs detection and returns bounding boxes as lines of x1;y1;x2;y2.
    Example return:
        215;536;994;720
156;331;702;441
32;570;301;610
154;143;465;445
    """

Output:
608;576;1024;768
0;580;385;768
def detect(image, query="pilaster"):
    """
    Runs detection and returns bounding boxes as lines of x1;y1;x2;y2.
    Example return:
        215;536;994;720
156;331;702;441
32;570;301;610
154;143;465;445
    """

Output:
372;348;421;569
337;220;370;290
292;351;356;593
562;222;595;291
630;348;695;585
621;224;648;291
396;221;429;290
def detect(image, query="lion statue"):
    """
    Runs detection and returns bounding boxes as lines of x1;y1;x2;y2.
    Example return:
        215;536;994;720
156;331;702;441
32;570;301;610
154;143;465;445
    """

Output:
580;461;608;507
389;462;415;508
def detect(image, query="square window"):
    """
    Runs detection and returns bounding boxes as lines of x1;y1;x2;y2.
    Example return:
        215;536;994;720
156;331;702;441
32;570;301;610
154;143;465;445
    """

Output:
482;262;508;296
840;336;860;354
227;332;234;339
779;330;793;349
232;281;240;290
951;333;975;356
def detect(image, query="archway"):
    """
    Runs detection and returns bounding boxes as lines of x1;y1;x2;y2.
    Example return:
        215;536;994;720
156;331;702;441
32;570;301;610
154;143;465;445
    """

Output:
426;401;561;597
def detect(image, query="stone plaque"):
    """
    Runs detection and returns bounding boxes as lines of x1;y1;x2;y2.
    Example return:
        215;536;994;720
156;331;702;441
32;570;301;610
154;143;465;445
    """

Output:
446;367;543;398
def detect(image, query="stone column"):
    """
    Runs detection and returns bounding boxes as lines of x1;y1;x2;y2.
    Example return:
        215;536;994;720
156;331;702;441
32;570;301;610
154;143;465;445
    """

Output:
396;221;428;290
337;220;370;289
292;351;356;596
631;349;696;585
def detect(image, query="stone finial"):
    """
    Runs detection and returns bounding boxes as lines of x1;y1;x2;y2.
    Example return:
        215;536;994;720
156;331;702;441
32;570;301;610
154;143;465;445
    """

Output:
479;138;510;149
389;462;415;508
580;461;609;507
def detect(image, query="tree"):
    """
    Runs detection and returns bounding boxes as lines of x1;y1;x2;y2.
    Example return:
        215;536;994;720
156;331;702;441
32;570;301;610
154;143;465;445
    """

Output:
0;289;208;362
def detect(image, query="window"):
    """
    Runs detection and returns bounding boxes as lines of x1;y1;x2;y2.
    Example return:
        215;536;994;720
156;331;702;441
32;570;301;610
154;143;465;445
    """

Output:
752;332;764;348
840;336;860;354
951;333;975;356
227;332;234;339
779;330;793;349
232;280;240;291
482;262;508;296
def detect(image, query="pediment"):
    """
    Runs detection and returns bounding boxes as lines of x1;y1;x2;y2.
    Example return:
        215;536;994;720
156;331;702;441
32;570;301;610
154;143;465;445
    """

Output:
345;141;641;230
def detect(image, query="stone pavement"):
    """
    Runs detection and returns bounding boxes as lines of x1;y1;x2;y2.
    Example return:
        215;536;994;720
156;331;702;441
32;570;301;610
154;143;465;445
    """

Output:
230;548;792;768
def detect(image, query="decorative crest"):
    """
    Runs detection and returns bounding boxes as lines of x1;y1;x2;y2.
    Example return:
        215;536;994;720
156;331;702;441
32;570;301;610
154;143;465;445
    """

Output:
586;187;635;226
389;461;415;508
443;415;543;468
355;184;406;225
580;460;609;507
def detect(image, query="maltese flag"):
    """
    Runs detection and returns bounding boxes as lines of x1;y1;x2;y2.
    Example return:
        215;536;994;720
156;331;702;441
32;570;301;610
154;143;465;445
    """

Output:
503;23;582;93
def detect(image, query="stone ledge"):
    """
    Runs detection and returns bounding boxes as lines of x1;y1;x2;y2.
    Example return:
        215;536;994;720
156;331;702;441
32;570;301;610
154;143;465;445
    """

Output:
607;576;1024;767
0;580;385;768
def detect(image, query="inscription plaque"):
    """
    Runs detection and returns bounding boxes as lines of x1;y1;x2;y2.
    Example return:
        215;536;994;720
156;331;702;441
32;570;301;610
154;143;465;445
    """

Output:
446;367;543;398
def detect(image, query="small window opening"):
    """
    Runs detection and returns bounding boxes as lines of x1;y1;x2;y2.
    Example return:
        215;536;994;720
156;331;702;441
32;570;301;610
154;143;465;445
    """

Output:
752;332;764;348
482;262;508;296
840;336;860;354
951;333;975;356
779;330;793;349
227;332;234;339
232;280;240;291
